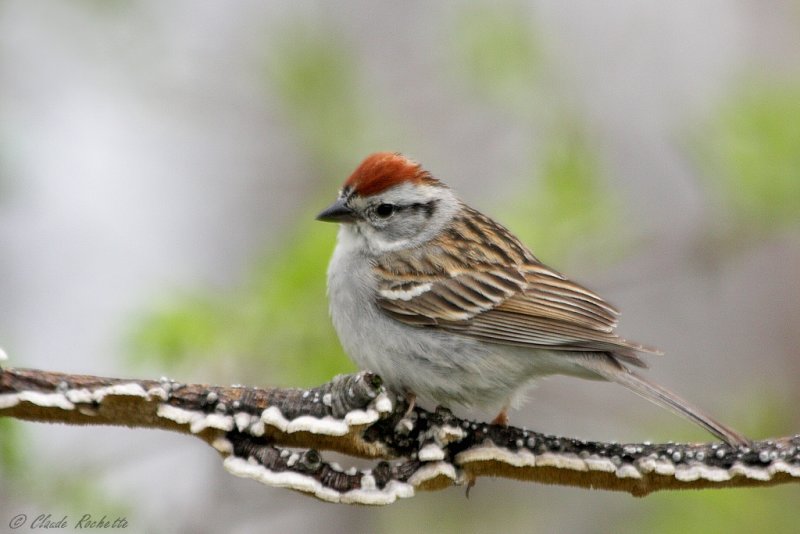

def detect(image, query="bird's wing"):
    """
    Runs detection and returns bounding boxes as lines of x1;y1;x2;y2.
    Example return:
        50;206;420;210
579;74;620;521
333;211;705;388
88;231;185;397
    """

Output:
374;206;656;366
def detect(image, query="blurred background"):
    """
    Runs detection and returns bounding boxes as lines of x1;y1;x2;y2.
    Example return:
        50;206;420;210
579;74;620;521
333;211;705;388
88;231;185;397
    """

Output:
1;1;799;532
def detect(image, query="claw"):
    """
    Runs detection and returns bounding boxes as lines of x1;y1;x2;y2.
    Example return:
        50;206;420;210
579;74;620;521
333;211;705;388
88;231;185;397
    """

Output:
465;474;477;498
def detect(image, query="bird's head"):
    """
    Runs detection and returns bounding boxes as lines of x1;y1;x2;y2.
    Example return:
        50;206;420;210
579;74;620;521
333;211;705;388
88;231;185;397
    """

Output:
316;152;459;253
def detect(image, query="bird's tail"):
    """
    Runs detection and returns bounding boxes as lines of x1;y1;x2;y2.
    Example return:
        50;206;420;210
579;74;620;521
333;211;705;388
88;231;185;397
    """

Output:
587;358;750;447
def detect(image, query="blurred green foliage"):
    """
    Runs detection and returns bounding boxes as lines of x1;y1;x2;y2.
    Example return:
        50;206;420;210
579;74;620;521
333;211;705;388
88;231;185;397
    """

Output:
509;127;618;264
267;24;363;175
49;477;131;525
0;419;24;478
702;80;800;230
265;21;406;182
453;5;617;264
132;295;220;368
130;24;388;385
453;5;542;106
626;486;799;534
0;418;130;518
130;218;352;386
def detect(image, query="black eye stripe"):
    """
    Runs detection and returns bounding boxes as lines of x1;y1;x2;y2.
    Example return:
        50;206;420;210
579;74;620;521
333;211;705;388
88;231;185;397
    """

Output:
373;200;438;218
409;200;437;217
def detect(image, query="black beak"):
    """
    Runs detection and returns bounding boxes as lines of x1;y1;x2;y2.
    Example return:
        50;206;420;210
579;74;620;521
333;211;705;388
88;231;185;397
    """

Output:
315;197;356;223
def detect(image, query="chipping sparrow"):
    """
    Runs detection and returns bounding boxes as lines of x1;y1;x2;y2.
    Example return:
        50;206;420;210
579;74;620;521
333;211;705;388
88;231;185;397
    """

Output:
317;152;747;446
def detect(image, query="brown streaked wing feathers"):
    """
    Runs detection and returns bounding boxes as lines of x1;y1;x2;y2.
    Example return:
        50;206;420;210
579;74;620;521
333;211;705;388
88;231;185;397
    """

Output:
374;205;658;367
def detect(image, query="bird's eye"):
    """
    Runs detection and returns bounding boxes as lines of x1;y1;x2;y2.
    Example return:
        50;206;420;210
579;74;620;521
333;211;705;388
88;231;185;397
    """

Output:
375;203;395;218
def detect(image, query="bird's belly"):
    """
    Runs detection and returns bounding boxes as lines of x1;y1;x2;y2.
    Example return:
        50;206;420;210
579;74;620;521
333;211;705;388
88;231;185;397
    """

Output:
326;242;596;411
329;273;542;409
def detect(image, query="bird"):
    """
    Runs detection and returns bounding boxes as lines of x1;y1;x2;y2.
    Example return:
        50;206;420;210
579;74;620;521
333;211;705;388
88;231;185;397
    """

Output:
316;151;748;446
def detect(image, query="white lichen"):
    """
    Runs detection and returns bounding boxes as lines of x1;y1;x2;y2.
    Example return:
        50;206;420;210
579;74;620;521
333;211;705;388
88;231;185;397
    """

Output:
64;388;94;404
582;456;617;473
730;462;771;481
234;412;253;432
360;473;377;490
0;393;20;409
190;413;234;433
260;407;350;436
212;437;233;454
418;444;445;462
93;383;148;400
156;404;235;433
407;461;459;487
372;392;393;414
222;457;414;505
14;391;74;410
456;445;531;468
615;464;642;479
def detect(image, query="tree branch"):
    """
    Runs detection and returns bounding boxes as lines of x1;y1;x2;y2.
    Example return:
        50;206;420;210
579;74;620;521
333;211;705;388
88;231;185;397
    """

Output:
1;366;798;504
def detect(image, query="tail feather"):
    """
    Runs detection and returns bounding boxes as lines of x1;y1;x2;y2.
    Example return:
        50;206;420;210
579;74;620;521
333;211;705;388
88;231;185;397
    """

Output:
587;359;749;447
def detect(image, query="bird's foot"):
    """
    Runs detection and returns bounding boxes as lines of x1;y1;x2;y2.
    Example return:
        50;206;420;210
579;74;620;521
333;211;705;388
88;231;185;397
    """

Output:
491;406;509;426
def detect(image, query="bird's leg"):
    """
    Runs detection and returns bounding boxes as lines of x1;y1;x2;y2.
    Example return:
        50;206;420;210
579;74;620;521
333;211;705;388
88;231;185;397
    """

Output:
491;405;509;426
402;392;416;419
393;392;418;435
